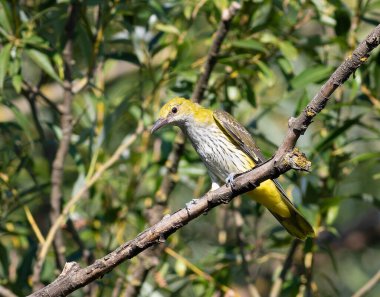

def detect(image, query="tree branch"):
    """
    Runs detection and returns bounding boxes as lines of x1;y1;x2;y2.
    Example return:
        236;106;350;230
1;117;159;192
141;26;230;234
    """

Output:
269;240;300;297
29;23;380;297
0;285;17;297
352;270;380;297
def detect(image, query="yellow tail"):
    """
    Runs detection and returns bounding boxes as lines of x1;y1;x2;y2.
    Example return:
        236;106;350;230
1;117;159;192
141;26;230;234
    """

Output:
248;179;315;240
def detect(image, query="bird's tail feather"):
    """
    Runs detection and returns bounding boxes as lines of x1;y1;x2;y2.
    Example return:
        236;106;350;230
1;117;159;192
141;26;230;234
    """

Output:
268;201;315;240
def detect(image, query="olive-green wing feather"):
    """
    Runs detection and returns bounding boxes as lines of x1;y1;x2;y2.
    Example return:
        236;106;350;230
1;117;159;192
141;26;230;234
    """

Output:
213;110;264;164
213;109;294;197
213;110;315;239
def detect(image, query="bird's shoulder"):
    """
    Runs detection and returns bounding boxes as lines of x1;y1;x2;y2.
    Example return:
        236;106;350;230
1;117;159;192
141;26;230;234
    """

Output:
212;110;265;163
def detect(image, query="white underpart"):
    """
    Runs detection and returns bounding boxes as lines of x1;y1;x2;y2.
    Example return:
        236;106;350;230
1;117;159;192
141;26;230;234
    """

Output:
182;120;253;189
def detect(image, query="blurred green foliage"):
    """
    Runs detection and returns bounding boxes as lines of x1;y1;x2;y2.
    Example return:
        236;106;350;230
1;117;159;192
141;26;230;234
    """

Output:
0;0;380;296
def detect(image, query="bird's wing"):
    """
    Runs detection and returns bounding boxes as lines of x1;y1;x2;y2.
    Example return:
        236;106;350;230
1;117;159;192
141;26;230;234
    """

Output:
213;110;296;207
213;110;265;164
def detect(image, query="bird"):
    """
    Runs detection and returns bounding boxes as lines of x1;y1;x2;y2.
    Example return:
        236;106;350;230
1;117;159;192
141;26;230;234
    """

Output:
151;97;315;240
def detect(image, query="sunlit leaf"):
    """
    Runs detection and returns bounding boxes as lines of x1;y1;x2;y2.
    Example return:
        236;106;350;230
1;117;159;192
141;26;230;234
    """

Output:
314;115;362;153
278;40;298;60
0;1;13;34
155;23;180;35
231;40;267;53
24;49;62;83
291;66;333;89
11;74;22;93
256;60;275;86
0;43;12;90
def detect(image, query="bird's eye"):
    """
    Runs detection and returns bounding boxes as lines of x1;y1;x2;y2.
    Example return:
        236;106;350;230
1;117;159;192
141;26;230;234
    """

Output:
171;107;178;113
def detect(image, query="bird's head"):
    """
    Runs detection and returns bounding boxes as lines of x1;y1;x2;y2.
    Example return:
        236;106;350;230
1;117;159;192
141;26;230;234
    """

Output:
151;97;200;133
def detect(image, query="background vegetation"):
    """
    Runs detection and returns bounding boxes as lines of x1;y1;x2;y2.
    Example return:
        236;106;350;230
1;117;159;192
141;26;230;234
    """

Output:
0;0;379;296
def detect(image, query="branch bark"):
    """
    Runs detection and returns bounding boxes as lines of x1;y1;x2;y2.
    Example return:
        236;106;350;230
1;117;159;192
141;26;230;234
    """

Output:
29;23;380;297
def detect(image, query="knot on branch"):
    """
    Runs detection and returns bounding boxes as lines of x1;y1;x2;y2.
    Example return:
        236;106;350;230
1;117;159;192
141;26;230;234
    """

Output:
305;106;317;118
284;148;311;172
222;2;241;21
288;117;297;128
59;262;81;278
366;32;380;48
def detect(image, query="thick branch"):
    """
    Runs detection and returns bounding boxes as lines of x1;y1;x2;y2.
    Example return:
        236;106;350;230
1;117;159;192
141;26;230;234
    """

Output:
29;23;380;297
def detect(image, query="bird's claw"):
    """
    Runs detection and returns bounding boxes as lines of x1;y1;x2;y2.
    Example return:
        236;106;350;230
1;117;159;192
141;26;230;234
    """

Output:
186;198;199;210
225;173;237;189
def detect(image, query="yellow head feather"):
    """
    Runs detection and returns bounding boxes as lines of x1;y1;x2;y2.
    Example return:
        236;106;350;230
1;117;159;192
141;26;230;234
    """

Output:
154;97;214;131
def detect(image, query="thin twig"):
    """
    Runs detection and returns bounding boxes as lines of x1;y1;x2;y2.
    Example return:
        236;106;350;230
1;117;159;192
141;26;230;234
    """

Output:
0;285;18;297
28;22;380;297
45;0;79;281
269;240;300;297
22;81;61;114
164;247;236;295
352;270;380;297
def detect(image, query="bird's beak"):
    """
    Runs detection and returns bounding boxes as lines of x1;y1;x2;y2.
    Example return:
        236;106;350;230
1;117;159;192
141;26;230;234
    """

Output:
151;118;168;133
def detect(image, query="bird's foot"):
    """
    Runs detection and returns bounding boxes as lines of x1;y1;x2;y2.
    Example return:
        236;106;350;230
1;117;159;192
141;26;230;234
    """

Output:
225;173;239;190
185;198;199;210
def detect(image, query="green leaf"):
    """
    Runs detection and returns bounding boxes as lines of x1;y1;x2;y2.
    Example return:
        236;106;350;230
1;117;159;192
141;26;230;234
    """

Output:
4;101;34;145
351;193;380;208
218;53;252;64
349;152;380;164
278;40;298;60
242;78;256;107
314;115;362;153
277;57;293;75
0;1;13;34
24;49;62;83
231;40;267;53
256;60;275;87
290;66;333;89
0;242;9;277
155;23;180;35
11;74;22;93
0;43;12;90
250;1;272;31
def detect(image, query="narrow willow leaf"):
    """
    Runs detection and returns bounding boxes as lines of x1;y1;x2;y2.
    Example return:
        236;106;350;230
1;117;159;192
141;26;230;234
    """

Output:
231;40;267;53
291;66;333;89
314;115;362;153
11;74;22;93
25;49;62;83
0;1;12;34
256;60;275;87
242;78;256;107
5;102;34;145
155;23;180;35
0;43;12;90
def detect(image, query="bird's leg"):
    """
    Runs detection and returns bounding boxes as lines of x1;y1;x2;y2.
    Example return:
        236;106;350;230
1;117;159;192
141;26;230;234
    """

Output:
185;198;200;212
225;172;238;189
